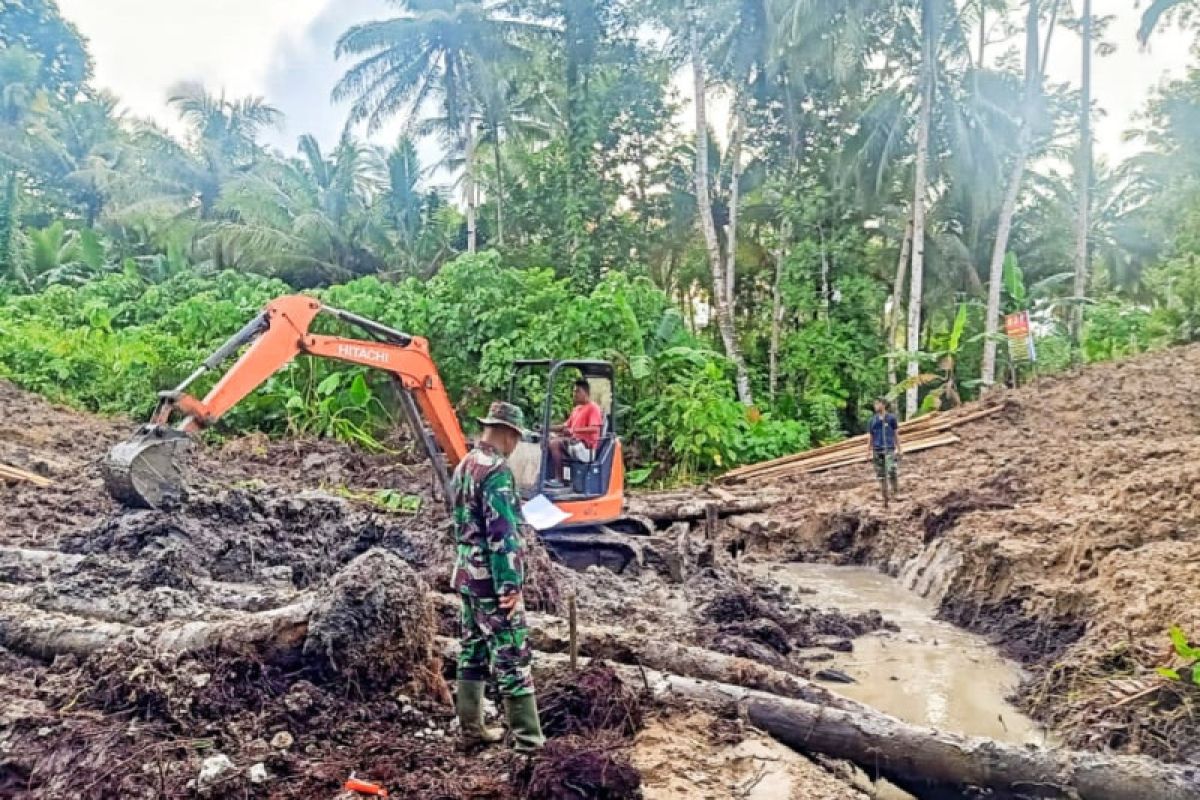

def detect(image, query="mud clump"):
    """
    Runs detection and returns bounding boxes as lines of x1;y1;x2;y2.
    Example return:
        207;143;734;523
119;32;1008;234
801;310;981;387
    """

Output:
539;663;645;738
303;549;445;697
701;585;896;659
515;733;642;800
61;488;428;588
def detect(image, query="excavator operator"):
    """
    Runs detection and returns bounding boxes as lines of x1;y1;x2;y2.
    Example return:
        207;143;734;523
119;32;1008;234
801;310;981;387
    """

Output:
547;378;603;488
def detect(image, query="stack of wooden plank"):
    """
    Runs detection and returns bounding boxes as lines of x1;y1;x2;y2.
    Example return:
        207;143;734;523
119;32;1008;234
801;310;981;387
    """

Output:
718;403;1006;485
0;462;51;487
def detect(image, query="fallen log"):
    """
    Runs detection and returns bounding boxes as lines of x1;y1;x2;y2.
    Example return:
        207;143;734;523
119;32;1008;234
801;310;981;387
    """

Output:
0;597;315;661
625;493;780;523
0;550;430;669
546;656;1199;800
524;617;871;713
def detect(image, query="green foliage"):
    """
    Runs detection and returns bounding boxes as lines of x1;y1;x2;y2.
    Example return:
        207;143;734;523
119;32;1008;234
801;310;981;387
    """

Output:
1144;256;1200;343
1081;299;1153;363
0;255;804;476
1157;625;1200;686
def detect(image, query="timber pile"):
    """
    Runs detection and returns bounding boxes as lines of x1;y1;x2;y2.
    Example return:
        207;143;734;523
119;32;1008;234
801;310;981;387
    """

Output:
0;461;51;487
718;403;1007;485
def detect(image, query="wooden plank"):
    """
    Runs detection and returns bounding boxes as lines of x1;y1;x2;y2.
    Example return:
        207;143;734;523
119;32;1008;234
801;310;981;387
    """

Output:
725;429;958;482
719;404;1006;484
740;433;960;481
0;463;51;487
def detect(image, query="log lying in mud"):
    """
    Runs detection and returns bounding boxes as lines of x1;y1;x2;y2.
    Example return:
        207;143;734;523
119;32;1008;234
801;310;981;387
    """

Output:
624;666;1199;800
625;492;781;523
526;617;870;713
0;598;315;661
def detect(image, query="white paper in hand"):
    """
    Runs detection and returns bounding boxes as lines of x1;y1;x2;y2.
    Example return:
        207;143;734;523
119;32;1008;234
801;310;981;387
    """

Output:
522;494;571;531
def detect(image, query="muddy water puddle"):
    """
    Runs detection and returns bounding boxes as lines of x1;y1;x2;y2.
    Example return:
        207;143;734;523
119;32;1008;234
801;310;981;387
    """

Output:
766;562;1052;747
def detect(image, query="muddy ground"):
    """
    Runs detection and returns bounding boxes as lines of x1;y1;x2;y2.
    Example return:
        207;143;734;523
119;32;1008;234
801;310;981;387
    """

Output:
0;381;880;798
749;343;1200;764
4;343;1199;798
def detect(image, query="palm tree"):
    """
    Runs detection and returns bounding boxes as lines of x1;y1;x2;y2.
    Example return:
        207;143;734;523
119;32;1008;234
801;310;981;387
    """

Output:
215;133;382;284
905;0;938;419
1138;0;1197;44
166;83;282;218
28;92;125;225
118;85;281;222
0;46;43;282
1070;0;1092;353
982;1;1060;387
686;0;754;405
334;0;533;254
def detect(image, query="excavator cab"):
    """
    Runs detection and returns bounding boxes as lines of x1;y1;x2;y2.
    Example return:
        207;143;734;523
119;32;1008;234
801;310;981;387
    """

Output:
506;359;618;501
504;359;649;572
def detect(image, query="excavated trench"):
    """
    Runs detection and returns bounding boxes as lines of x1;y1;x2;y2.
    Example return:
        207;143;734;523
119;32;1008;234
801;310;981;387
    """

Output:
765;560;1050;748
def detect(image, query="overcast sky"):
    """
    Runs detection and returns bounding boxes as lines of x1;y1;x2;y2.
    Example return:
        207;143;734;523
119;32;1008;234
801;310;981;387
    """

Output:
56;0;1197;164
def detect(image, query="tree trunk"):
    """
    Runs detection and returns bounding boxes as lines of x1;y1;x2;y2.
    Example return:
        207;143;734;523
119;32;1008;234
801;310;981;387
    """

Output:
725;99;745;317
493;131;505;247
818;222;831;325
0;598;315;662
615;663;1200;800
1071;0;1092;355
464;118;478;253
888;217;914;390
523;618;871;713
906;0;935;419
769;221;791;403
690;7;754;406
982;0;1041;388
977;0;986;68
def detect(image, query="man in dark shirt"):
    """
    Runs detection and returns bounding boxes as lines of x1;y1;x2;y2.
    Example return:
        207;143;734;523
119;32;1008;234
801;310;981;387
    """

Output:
867;398;901;507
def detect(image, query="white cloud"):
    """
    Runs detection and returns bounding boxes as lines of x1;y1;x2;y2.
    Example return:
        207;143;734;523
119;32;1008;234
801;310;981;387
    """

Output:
54;0;1200;163
1041;0;1195;161
58;0;329;135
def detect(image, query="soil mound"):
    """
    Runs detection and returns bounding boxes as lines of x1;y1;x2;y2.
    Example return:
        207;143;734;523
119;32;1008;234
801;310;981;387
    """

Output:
539;662;645;738
302;549;443;695
515;733;642;800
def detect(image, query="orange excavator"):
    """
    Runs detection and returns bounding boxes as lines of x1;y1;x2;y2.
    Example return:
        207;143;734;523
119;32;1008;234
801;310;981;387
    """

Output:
102;295;651;571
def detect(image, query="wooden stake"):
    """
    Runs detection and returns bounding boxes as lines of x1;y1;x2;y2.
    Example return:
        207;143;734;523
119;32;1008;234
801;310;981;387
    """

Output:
568;593;578;673
704;503;719;541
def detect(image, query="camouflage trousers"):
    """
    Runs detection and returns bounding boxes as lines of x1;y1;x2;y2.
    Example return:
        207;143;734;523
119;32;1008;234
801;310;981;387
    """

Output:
457;592;535;698
872;449;898;480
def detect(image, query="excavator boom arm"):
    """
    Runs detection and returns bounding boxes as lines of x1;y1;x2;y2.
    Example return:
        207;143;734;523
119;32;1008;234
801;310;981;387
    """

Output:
106;295;469;508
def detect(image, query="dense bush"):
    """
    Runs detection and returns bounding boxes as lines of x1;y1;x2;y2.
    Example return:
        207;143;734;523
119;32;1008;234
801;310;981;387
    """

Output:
0;252;802;476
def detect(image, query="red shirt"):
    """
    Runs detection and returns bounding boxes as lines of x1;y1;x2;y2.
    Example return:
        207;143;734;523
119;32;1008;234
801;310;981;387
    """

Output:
566;401;603;449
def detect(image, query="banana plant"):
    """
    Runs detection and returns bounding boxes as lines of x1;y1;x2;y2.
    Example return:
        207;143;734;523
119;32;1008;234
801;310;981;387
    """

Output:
888;300;972;413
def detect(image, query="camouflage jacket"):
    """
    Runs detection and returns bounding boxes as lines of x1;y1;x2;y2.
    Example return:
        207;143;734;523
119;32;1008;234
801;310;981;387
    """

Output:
450;441;526;598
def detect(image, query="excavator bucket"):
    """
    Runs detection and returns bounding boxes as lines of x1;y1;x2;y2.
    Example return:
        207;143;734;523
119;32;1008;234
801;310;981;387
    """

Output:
102;425;192;509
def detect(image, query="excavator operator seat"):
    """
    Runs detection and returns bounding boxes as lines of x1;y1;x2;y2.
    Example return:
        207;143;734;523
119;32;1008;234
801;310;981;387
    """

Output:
567;412;614;495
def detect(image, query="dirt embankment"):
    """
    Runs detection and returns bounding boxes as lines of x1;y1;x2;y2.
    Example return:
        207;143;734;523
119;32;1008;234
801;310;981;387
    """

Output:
756;344;1200;762
0;382;875;798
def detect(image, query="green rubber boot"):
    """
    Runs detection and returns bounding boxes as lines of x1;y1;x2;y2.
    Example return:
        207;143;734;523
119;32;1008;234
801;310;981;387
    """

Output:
879;479;890;509
503;693;546;753
456;680;503;746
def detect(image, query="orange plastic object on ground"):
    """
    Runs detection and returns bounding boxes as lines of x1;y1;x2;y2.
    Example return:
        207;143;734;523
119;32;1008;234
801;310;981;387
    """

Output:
344;776;389;797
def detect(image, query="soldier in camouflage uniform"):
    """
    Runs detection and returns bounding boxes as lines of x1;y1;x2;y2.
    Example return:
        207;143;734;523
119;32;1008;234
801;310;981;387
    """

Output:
451;401;546;752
